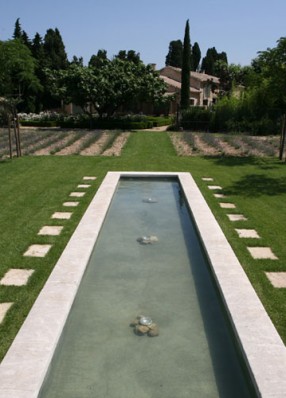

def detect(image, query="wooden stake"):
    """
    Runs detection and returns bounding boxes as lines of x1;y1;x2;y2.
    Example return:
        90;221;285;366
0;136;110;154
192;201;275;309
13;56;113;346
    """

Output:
279;114;286;161
16;114;21;157
13;117;20;157
7;115;13;159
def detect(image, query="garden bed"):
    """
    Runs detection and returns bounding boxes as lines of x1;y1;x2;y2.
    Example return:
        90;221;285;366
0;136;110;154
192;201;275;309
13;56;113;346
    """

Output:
169;131;280;157
0;128;281;158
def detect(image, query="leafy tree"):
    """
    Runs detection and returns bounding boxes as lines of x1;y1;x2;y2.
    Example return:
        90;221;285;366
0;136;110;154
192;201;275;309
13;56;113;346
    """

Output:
71;55;83;66
192;42;201;71
180;20;191;110
115;50;141;64
254;37;286;112
88;49;108;68
48;59;166;118
165;40;183;67
0;39;42;111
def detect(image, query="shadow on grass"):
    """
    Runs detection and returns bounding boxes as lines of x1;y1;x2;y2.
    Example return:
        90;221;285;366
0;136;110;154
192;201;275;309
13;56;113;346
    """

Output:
224;174;286;197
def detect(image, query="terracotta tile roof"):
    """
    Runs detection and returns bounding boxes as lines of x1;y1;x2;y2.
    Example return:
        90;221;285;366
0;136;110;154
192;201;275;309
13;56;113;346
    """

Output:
161;66;220;84
160;75;201;93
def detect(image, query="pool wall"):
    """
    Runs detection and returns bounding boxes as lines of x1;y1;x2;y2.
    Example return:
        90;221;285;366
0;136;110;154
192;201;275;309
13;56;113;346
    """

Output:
0;172;286;397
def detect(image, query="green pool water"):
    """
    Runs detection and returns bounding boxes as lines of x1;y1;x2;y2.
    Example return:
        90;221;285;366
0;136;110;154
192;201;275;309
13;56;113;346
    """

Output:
39;178;255;398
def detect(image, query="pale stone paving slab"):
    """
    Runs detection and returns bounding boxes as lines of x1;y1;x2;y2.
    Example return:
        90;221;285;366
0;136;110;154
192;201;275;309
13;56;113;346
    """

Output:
202;177;213;181
23;244;52;258
235;229;260;239
51;212;72;220
227;214;247;221
63;202;79;207
77;184;90;188
219;203;236;209
38;226;63;236
0;269;34;286
214;193;227;198
83;176;97;180
0;303;13;324
247;247;278;260
70;192;85;197
208;185;222;190
265;272;286;288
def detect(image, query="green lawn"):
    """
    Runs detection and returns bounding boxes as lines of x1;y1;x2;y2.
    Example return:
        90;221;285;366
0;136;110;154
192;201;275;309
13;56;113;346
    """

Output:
0;131;286;361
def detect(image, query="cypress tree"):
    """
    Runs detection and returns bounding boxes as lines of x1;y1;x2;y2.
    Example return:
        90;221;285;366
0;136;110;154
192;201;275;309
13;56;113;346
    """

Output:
180;20;191;110
13;18;22;39
192;42;201;71
165;40;183;67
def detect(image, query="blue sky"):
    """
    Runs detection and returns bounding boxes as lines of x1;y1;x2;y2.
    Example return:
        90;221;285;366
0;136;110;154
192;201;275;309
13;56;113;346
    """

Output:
0;0;285;68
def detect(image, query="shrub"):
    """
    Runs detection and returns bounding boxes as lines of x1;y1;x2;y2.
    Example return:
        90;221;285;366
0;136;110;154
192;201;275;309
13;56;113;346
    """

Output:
20;120;58;127
181;107;212;131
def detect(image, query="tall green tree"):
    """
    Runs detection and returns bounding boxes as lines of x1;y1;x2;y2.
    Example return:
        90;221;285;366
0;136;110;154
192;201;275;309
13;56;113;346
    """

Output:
165;40;183;67
254;37;286;112
180;20;191;110
13;18;22;40
192;42;201;71
42;28;68;109
201;47;228;75
0;39;42;111
43;28;68;70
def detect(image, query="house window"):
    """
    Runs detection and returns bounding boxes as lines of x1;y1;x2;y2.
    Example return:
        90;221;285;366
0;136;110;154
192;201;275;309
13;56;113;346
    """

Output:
204;84;211;98
203;99;208;106
190;98;195;106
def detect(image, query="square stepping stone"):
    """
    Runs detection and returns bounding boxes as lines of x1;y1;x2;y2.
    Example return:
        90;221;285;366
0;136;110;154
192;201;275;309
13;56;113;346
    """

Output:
214;193;227;198
247;247;278;260
63;201;79;207
23;244;52;258
235;229;260;239
51;212;72;220
83;176;97;180
208;185;222;190
202;177;213;181
227;214;247;221
38;226;63;236
265;272;286;288
70;192;86;197
77;184;91;188
0;303;13;324
0;269;34;286
219;203;236;209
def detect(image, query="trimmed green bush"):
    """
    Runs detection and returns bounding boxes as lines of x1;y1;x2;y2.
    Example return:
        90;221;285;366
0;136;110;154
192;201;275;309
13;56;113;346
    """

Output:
19;115;171;130
20;120;59;127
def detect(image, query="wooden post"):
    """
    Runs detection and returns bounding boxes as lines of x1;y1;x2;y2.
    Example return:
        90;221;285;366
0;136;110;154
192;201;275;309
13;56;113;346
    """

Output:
13;116;20;157
7;114;13;159
16;114;21;157
279;114;286;161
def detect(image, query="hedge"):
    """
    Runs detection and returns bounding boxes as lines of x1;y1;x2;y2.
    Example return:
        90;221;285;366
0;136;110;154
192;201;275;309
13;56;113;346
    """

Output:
19;116;171;130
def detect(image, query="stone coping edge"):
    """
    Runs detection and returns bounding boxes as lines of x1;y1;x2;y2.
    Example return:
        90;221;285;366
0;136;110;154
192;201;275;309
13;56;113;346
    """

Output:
0;172;285;397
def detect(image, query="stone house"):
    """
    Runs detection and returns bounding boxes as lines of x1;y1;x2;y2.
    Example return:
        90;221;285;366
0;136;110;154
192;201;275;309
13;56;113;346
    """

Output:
160;66;220;113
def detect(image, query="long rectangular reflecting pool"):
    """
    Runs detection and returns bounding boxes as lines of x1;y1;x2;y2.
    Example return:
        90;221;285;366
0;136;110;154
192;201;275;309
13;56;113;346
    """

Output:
0;172;286;397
